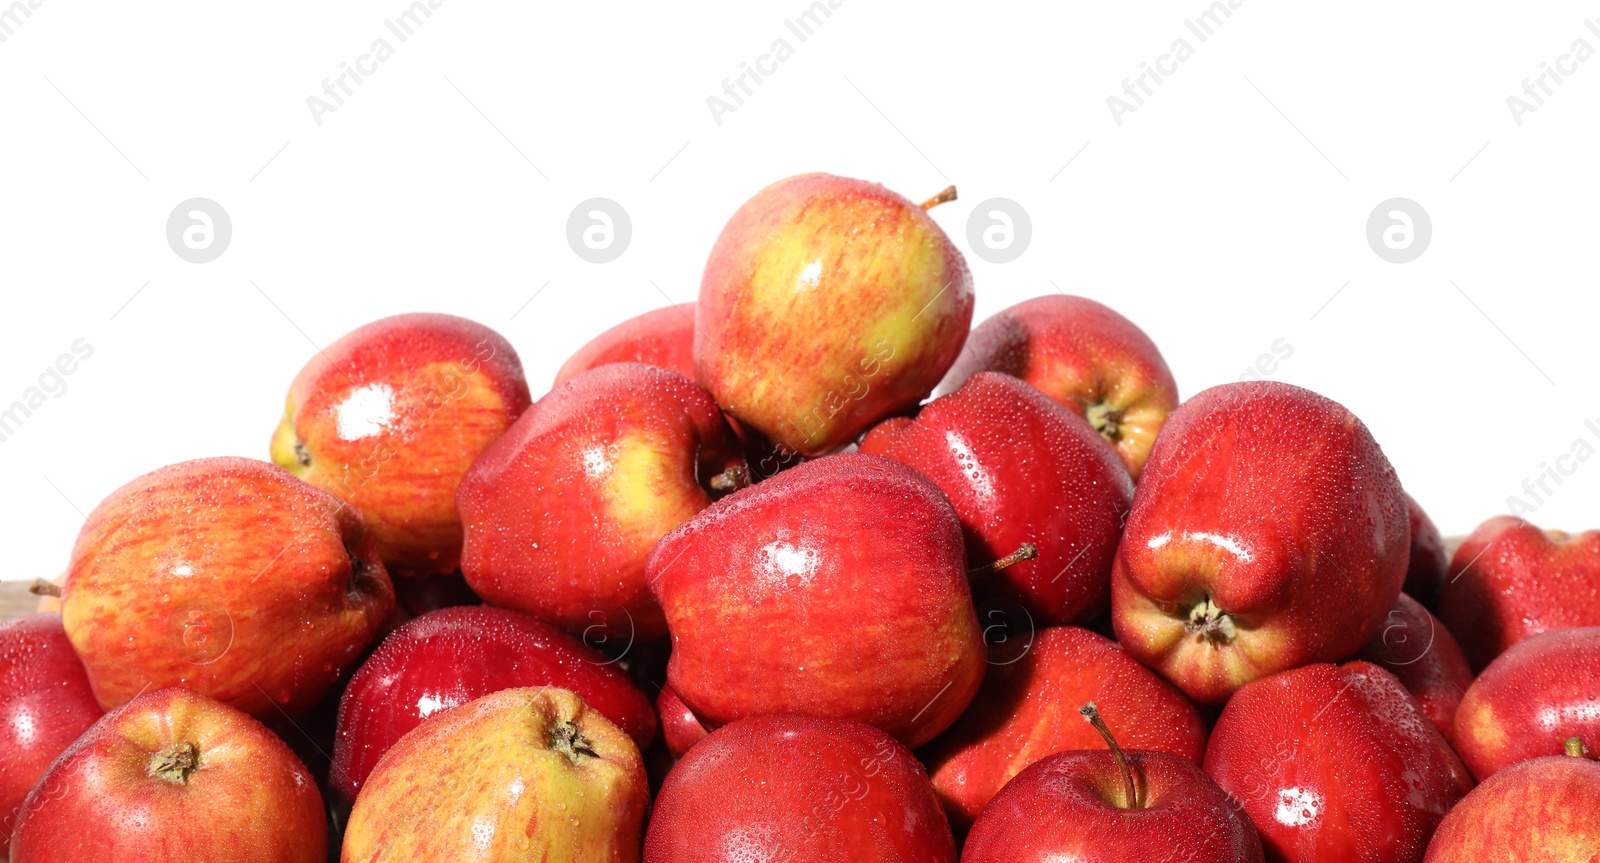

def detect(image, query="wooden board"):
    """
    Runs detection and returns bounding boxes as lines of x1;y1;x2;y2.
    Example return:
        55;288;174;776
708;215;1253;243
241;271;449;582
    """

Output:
2;580;39;620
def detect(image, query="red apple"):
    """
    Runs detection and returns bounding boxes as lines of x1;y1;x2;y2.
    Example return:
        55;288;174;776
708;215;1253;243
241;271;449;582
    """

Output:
1111;381;1410;704
695;173;973;457
8;686;325;862
647;453;985;748
61;457;394;720
936;294;1178;478
555;303;696;385
329;605;656;811
459;363;747;642
1452;627;1600;781
920;626;1206;833
655;682;708;757
1205;661;1473;862
1402;495;1450;609
1355;593;1474;741
1438;516;1600;670
342;686;648;862
962;703;1262;862
1422;751;1600;862
644;714;956;862
0;614;102;857
271;313;532;577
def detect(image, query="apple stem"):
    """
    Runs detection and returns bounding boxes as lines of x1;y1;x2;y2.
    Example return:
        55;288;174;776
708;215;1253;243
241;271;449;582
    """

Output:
708;464;748;494
919;185;958;211
549;719;599;765
149;742;201;785
29;579;61;598
967;543;1038;578
1079;701;1143;809
1565;737;1588;758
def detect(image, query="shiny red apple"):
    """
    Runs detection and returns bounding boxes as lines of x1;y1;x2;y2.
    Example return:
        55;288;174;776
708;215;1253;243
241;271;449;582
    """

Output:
644;714;956;862
1205;661;1472;862
656;682;708;757
8;686;326;862
1355;592;1474;741
859;371;1133;625
1422;751;1600;862
271;313;531;577
555;302;696;385
1402;495;1450;609
647;452;985;748
458;363;747;642
936;294;1178;478
1112;381;1409;704
1452;627;1600;781
1438;516;1600;670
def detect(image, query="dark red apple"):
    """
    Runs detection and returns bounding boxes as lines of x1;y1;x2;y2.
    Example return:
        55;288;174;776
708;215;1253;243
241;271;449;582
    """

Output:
1112;381;1409;704
0;614;102;857
1205;661;1472;862
555;303;696;385
458;363;747;642
656;682;708;757
962;703;1262;862
936;294;1178;478
859;371;1133;625
8;687;326;862
1452;627;1600;781
920;626;1205;832
1422;751;1600;862
1438;516;1600;670
647;452;985;748
644;714;956;862
1402;495;1450;609
1355;592;1474;741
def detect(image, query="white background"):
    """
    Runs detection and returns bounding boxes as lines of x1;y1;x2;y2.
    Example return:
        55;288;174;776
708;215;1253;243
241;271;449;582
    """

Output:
1;0;1596;583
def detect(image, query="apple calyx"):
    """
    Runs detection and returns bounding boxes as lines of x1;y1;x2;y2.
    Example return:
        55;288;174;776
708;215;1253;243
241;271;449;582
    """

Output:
1565;737;1590;758
1185;596;1237;645
149;742;202;785
549;719;599;765
967;543;1039;578
708;464;748;494
1079;701;1144;810
29;579;62;598
1086;402;1123;443
919;185;958;211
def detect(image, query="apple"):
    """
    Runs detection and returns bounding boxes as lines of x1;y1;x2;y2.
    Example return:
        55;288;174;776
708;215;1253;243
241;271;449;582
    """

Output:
695;173;973;457
920;625;1206;833
458;363;746;642
647;452;985;748
644;714;956;862
61;456;394;720
1452;627;1600;781
1438;516;1600;671
1355;592;1474;741
330;605;657;812
270;313;532;578
0;614;102;857
1422;750;1600;862
8;686;326;862
1402;495;1450;610
859;371;1133;625
962;703;1262;863
935;294;1178;479
1205;661;1472;862
555;302;696;385
342;686;648;862
655;682;708;758
1111;381;1410;704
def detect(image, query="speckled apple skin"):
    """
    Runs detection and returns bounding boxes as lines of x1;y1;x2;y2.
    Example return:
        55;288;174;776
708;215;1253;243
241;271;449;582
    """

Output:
1438;516;1600;671
644;714;955;863
1401;495;1450;610
1111;381;1410;704
9;687;327;863
342;687;647;863
647;453;985;749
654;683;707;758
920;626;1205;833
271;313;532;577
695;173;973;457
860;372;1132;626
1355;593;1474;742
63;457;395;720
458;363;747;643
935;294;1178;479
963;749;1263;863
1452;627;1600;781
555;303;697;386
1422;755;1600;862
330;606;657;812
0;614;102;858
1205;662;1472;863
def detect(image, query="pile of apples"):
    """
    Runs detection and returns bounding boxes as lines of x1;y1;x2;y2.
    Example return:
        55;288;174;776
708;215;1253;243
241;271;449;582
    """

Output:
3;173;1599;863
